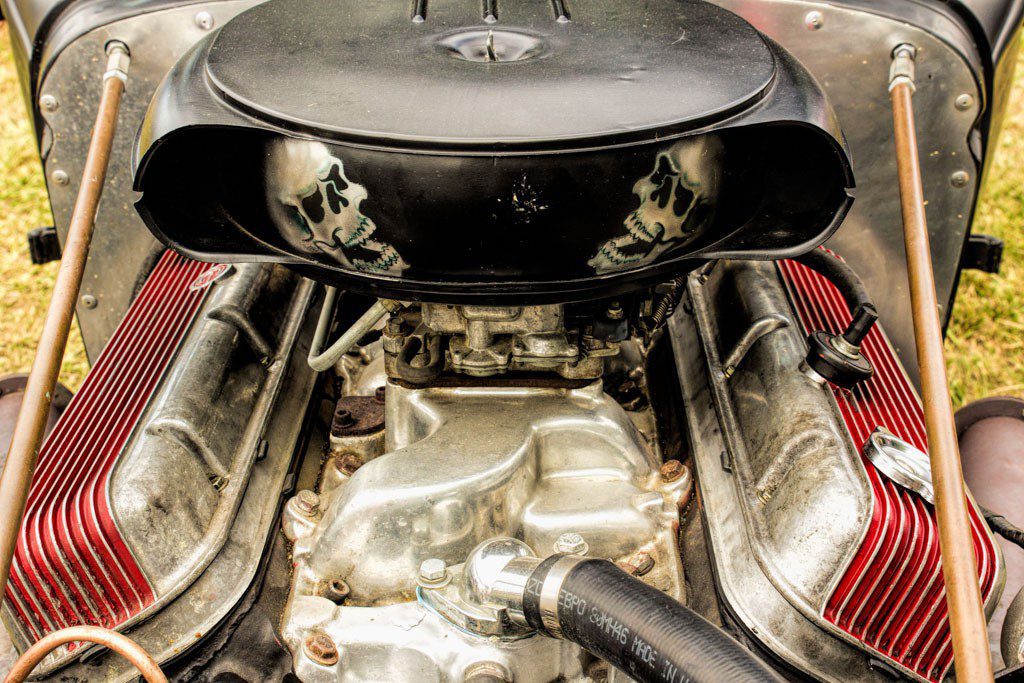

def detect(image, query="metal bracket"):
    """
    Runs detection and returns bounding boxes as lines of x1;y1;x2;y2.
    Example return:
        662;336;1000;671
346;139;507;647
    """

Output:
27;227;61;264
961;234;1004;274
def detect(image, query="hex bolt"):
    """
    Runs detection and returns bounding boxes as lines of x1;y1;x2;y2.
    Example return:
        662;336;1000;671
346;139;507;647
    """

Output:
80;294;98;309
951;171;970;188
606;301;624;320
622;551;655;577
804;10;824;30
955;93;974;111
553;532;589;556
303;631;339;666
51;170;69;186
335;453;362;476
294;489;320;516
660;459;685;482
419;558;448;585
194;11;215;30
39;95;58;112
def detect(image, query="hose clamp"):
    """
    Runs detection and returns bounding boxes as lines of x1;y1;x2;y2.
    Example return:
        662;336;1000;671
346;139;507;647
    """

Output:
538;555;585;639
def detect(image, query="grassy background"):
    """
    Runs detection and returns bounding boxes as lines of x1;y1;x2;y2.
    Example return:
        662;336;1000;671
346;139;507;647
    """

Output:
0;22;1021;406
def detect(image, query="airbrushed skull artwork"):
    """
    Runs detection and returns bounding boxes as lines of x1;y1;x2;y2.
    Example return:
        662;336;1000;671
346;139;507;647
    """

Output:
267;139;407;274
590;135;723;273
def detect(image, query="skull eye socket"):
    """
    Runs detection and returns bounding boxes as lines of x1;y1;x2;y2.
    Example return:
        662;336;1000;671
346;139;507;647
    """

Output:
300;184;326;223
672;180;695;217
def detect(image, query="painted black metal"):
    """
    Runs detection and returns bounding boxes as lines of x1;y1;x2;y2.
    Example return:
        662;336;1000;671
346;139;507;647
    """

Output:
962;233;1005;272
27;225;60;264
133;0;855;304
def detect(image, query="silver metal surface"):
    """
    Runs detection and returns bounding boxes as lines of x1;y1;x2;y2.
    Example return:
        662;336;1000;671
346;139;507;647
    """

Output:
37;1;261;360
293;381;683;606
1002;586;1024;667
418;538;537;637
864;428;936;503
670;260;885;682
281;379;685;681
713;0;984;386
282;597;586;683
40;276;318;682
415;304;614;379
722;313;788;378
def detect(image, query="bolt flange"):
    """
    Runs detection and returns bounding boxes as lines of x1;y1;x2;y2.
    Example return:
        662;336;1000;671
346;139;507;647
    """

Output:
553;532;589;556
303;631;339;666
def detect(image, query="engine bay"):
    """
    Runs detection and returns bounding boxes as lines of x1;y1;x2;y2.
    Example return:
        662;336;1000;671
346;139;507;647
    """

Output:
2;0;1022;680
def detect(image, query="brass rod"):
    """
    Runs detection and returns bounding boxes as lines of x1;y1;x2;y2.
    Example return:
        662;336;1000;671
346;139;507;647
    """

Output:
0;42;130;600
889;44;993;681
3;625;166;683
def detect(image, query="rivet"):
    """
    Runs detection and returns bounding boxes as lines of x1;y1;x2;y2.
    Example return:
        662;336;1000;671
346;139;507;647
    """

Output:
39;95;58;112
194;11;215;30
951;171;970;188
80;294;98;309
51;170;69;186
804;11;824;30
955;94;974;111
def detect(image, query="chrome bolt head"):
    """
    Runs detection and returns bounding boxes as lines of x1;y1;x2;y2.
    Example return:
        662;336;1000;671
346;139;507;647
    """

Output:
194;11;215;30
303;631;339;666
39;95;58;112
419;557;448;584
955;93;974;111
51;170;69;186
80;294;98;309
554;532;589;556
951;171;970;188
294;489;320;515
804;11;824;30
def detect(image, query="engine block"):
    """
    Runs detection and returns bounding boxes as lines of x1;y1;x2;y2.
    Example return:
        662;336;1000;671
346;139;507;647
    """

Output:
280;380;689;681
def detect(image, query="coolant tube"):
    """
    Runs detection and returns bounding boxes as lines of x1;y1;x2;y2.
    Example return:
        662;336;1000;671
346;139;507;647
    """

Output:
521;556;782;682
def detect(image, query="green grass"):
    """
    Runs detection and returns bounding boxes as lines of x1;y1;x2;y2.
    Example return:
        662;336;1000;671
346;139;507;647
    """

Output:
0;24;87;389
947;60;1024;406
0;22;1020;405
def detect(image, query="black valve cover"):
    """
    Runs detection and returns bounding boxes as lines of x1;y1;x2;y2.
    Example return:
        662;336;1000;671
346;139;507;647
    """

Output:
134;0;854;303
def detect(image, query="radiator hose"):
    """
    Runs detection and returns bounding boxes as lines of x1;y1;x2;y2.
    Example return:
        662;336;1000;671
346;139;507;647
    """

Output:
520;556;782;683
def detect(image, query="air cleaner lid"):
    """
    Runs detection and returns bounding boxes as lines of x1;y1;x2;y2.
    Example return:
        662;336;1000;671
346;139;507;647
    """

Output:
205;0;776;150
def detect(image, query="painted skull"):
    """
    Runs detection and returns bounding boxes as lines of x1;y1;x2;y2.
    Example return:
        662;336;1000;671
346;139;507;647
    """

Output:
589;135;723;274
267;139;407;274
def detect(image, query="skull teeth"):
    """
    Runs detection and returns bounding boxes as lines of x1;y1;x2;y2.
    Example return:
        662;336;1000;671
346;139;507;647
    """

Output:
625;211;659;243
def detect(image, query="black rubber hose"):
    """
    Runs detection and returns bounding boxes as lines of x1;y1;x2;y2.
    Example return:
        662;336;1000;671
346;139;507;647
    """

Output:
793;248;871;312
522;557;782;683
793;248;878;346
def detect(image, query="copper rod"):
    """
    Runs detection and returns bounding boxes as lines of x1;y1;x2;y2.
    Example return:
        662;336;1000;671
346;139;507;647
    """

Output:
889;44;993;681
0;42;130;600
3;625;166;683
